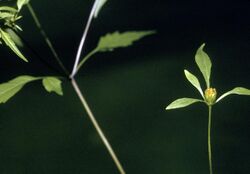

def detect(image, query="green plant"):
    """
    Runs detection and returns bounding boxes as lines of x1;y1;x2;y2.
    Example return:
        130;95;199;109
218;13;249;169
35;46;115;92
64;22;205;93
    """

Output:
0;0;28;61
165;43;250;174
0;0;155;173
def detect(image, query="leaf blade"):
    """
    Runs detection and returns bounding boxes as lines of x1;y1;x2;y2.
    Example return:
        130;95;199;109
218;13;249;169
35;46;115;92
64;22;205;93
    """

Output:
0;75;38;104
166;98;204;110
184;69;204;98
195;43;212;88
0;12;15;19
6;28;24;47
96;31;156;52
216;87;250;103
0;29;28;62
0;6;18;13
42;77;63;96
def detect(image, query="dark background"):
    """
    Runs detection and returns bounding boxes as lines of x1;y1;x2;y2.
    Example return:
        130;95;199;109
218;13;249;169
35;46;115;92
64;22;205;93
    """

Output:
0;0;250;173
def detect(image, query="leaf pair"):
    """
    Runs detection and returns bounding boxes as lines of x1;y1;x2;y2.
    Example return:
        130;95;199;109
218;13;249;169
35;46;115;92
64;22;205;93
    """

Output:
0;76;63;104
166;44;250;110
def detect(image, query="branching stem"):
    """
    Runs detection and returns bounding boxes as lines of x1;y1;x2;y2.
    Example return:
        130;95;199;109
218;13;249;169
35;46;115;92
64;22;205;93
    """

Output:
26;2;126;173
27;3;69;75
208;106;213;174
71;78;126;174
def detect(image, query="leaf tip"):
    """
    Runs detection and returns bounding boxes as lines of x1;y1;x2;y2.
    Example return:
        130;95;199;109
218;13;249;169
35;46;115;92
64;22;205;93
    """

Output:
165;106;170;110
196;43;206;54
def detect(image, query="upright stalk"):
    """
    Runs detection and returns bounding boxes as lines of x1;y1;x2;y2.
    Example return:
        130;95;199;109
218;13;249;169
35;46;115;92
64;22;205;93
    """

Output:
208;106;213;174
27;3;69;75
71;78;126;174
70;0;99;77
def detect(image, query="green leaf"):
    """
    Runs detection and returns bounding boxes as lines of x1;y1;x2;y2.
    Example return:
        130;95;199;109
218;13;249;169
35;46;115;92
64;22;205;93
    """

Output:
96;31;156;52
77;31;155;71
0;76;38;104
0;12;15;19
17;0;29;11
184;69;204;98
195;43;212;88
94;0;107;18
0;29;28;62
0;6;18;13
216;87;250;103
166;98;204;110
42;77;63;96
6;28;24;47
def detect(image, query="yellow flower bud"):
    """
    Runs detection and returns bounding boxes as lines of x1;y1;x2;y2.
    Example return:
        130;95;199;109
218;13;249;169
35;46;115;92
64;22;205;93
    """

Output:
204;88;217;105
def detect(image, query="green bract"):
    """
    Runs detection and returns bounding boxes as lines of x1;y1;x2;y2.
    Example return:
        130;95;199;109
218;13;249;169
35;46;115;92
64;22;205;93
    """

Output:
195;43;212;88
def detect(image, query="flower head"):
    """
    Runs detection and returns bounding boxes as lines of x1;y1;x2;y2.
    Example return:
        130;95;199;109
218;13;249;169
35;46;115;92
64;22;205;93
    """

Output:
204;88;217;105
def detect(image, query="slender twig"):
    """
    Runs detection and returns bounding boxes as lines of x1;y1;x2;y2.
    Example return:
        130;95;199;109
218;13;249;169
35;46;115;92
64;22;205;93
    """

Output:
14;31;66;77
71;78;126;174
76;48;98;73
27;3;69;76
208;106;213;174
70;0;99;78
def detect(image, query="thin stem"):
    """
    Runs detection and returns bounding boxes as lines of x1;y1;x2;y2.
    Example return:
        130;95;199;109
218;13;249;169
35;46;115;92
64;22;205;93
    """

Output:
70;0;99;78
76;48;98;72
14;31;66;76
71;78;126;174
27;3;69;76
208;106;213;174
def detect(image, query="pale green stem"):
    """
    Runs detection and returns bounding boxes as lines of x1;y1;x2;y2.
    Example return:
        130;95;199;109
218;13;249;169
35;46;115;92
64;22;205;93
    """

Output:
208;106;213;174
71;78;126;174
27;3;69;75
70;0;99;77
76;48;98;72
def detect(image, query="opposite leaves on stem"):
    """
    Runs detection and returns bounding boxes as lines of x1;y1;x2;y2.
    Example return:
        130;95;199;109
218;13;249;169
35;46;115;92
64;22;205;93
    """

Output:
0;75;63;104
